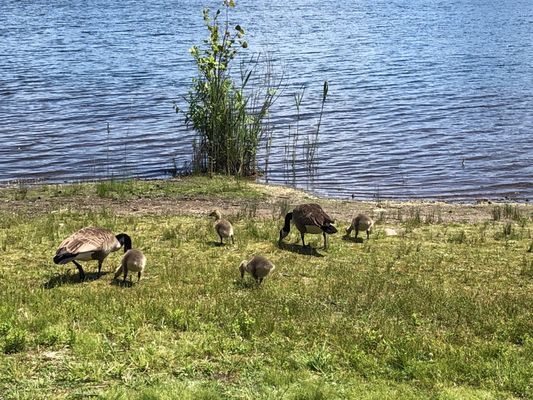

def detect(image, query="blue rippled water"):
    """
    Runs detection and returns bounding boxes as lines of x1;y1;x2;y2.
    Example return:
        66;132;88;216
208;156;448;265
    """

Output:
0;0;531;201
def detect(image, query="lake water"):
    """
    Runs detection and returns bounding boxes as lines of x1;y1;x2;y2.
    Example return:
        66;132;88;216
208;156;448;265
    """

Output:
1;0;532;202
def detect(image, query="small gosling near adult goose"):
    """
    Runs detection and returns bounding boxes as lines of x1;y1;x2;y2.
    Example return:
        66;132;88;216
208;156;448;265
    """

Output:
53;227;132;281
209;209;234;245
279;203;338;249
114;249;146;283
346;213;374;240
239;255;275;284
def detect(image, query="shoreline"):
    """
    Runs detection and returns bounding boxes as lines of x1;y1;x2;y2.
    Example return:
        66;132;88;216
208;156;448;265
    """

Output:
0;176;531;224
1;175;531;205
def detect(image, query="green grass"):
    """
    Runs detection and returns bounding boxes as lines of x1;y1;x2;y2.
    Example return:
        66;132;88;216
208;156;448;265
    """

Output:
0;175;265;202
0;184;532;399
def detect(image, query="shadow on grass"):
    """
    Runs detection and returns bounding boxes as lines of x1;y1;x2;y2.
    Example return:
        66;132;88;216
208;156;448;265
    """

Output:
43;271;110;289
207;241;234;247
110;279;134;288
233;279;260;290
278;242;324;257
342;235;364;244
233;278;277;290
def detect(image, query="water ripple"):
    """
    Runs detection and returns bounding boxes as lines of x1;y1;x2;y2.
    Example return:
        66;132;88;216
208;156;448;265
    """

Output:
0;0;532;201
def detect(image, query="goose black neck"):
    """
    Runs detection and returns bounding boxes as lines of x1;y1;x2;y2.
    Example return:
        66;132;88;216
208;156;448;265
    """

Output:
116;233;132;252
283;212;293;232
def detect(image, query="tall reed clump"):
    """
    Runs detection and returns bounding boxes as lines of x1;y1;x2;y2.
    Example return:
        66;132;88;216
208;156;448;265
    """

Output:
178;0;279;177
283;81;329;181
305;80;328;175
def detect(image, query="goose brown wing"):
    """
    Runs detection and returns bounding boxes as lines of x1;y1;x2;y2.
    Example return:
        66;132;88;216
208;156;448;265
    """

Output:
57;227;117;255
296;204;334;226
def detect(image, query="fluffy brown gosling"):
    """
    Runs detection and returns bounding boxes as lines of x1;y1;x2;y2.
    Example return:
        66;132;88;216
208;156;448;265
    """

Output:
239;255;276;284
209;209;234;245
346;213;374;240
114;249;146;283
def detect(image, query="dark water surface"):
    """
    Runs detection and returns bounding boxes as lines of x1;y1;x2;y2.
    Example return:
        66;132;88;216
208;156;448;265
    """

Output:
1;0;532;201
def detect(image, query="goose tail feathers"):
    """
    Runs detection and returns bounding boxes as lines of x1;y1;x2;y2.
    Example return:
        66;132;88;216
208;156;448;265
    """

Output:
53;251;76;265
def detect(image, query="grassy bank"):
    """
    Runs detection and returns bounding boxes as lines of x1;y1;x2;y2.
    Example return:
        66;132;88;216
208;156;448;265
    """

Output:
0;177;532;399
0;176;265;202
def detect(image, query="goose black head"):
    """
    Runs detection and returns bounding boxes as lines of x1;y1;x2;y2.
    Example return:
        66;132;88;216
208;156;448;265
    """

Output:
279;228;289;244
116;233;132;252
278;212;293;244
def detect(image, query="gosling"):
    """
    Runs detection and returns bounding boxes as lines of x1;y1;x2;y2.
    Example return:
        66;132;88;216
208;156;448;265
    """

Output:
239;255;275;284
209;209;234;245
346;213;374;240
114;249;146;283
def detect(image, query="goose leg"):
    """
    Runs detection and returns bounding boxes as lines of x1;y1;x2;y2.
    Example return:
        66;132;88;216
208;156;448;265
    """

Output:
219;234;223;245
355;228;359;240
323;232;328;249
301;232;307;247
72;260;85;281
97;260;103;277
366;230;370;240
138;271;141;282
123;265;128;283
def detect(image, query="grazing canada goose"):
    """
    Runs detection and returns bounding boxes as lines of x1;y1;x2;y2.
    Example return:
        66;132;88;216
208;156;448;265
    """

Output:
279;203;338;249
346;213;374;240
239;255;275;284
209;209;234;245
53;227;132;281
114;249;146;284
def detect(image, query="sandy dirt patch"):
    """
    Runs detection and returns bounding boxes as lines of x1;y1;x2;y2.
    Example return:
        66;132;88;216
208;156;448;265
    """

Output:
1;181;530;224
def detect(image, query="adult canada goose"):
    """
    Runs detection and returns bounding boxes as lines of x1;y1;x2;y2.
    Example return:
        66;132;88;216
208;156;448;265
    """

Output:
346;213;374;240
239;255;275;284
279;203;338;249
114;249;146;284
53;227;132;281
209;209;234;245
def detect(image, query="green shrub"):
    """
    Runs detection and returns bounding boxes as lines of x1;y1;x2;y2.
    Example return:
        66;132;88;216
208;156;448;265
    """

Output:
179;1;279;176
